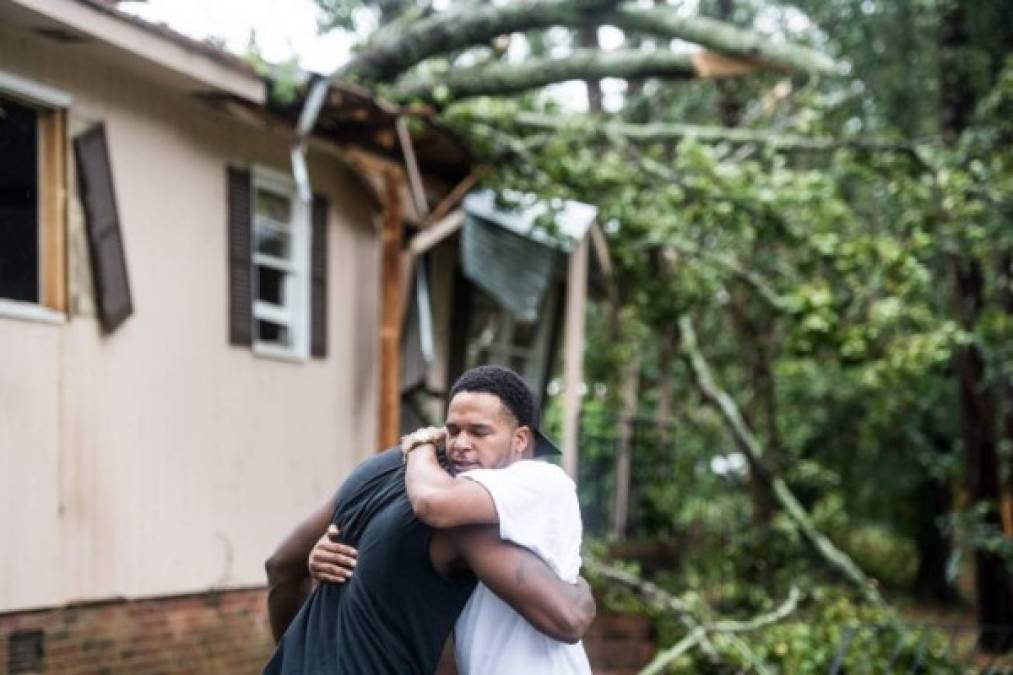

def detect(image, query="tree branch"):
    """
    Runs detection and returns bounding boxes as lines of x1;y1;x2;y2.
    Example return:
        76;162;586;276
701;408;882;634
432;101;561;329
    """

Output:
585;558;722;660
331;1;845;86
640;588;800;675
496;111;921;154
391;49;699;102
333;0;620;83
678;315;885;606
606;5;845;77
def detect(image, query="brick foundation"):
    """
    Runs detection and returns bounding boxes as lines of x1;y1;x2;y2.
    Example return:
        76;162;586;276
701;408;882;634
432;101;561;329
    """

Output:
2;590;653;674
0;588;274;674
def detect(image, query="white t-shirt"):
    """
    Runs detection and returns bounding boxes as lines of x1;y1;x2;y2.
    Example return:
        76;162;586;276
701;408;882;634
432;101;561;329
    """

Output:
454;460;592;675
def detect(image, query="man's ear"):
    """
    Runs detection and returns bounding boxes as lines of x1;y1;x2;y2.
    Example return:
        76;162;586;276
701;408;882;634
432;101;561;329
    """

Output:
513;426;533;457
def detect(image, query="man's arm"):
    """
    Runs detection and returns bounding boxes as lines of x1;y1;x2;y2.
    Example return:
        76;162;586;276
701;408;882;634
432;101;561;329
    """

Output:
405;443;499;528
442;525;596;644
264;498;333;642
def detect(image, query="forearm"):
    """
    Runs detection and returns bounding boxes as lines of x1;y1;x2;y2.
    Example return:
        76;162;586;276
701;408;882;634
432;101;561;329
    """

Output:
406;446;500;527
405;444;454;510
266;574;314;642
264;498;333;642
453;527;596;643
507;559;595;643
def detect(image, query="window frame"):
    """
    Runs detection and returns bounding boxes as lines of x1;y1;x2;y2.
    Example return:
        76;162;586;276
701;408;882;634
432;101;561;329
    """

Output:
250;165;311;361
0;70;69;325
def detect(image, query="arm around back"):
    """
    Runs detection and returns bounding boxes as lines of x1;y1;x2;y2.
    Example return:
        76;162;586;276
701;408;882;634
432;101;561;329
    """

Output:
264;497;333;642
447;525;596;643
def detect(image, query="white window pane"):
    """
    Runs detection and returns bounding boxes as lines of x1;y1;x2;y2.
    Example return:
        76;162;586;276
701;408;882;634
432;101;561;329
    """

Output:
255;225;290;258
255;188;291;224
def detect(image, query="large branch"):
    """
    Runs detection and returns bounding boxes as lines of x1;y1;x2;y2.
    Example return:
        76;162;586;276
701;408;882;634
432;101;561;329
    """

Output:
606;5;845;77
678;316;885;606
489;110;918;154
333;0;619;83
391;49;699;102
332;1;844;85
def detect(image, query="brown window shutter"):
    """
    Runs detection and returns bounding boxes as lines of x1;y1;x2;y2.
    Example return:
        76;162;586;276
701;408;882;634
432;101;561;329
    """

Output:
310;194;328;358
73;124;132;332
227;166;252;346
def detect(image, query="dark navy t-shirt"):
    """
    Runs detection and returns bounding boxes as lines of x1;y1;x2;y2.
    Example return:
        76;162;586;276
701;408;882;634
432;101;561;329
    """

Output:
263;448;476;674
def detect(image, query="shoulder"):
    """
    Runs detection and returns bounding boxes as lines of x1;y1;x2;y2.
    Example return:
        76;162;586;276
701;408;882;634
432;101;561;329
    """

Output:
504;459;575;490
334;447;402;503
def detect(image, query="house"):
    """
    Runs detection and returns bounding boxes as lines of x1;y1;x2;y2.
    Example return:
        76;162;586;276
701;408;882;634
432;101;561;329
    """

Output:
0;0;609;671
0;0;426;670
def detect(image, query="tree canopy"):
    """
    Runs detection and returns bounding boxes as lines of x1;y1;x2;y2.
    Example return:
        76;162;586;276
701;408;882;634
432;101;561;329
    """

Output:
315;0;1013;667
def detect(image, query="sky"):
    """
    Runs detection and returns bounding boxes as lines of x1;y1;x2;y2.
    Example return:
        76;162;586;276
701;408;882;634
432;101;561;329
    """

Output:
120;0;355;74
119;0;612;109
118;0;815;112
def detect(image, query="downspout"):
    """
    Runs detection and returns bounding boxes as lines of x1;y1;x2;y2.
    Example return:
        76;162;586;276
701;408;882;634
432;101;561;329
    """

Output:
290;76;330;204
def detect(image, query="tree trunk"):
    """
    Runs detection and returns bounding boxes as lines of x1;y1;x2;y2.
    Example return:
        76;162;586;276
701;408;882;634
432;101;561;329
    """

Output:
654;324;676;449
579;23;604;113
716;0;742;128
728;291;776;526
912;449;957;603
940;0;1013;650
1000;251;1013;538
611;353;642;541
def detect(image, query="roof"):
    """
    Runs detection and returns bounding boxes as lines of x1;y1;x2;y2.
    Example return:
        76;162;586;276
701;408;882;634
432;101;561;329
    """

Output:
2;0;265;103
2;0;473;180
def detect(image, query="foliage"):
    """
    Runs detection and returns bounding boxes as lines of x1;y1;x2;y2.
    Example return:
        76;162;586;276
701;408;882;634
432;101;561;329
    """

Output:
315;0;1013;649
663;589;966;674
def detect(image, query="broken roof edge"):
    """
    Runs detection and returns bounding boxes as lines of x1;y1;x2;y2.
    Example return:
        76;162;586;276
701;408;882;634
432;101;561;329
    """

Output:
462;189;599;254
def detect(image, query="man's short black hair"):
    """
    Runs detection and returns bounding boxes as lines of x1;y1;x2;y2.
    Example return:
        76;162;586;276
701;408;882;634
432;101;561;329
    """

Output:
449;365;536;429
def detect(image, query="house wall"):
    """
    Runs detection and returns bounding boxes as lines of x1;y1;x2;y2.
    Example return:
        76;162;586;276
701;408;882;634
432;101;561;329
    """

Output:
0;21;380;613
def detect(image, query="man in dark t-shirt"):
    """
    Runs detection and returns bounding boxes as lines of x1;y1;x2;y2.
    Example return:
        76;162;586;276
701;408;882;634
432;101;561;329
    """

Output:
263;441;594;674
264;448;474;674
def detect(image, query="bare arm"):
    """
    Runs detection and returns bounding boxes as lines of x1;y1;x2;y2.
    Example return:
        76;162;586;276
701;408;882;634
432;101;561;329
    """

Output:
446;525;596;643
264;498;333;642
405;443;499;528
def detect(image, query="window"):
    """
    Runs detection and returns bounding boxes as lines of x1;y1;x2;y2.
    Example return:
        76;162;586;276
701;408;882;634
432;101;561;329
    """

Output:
0;72;68;322
226;165;327;361
463;282;560;393
251;166;310;358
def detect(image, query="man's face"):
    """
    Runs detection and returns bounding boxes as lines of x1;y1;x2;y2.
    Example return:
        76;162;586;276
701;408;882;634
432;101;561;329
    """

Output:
444;391;530;475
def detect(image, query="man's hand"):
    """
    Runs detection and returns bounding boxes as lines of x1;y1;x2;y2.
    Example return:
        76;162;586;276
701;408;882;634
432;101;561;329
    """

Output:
400;426;447;457
307;524;359;584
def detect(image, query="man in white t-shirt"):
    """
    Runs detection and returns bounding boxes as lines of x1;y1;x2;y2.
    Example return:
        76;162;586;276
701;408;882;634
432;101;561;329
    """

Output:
310;365;593;674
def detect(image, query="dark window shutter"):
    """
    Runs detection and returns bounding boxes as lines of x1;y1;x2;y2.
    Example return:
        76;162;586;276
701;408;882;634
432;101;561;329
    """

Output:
73;124;132;332
227;166;252;346
310;194;328;358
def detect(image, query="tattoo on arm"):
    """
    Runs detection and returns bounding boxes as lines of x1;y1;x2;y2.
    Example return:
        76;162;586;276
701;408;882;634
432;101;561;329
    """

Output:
515;558;527;585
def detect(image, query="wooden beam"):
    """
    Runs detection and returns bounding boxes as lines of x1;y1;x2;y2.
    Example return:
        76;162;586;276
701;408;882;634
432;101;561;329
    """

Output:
378;167;404;450
410;210;465;257
422;166;487;228
39;109;67;312
395;116;429;217
561;236;589;480
611;354;641;541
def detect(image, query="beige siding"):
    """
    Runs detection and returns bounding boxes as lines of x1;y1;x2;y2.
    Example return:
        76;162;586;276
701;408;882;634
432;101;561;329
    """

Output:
0;23;379;611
